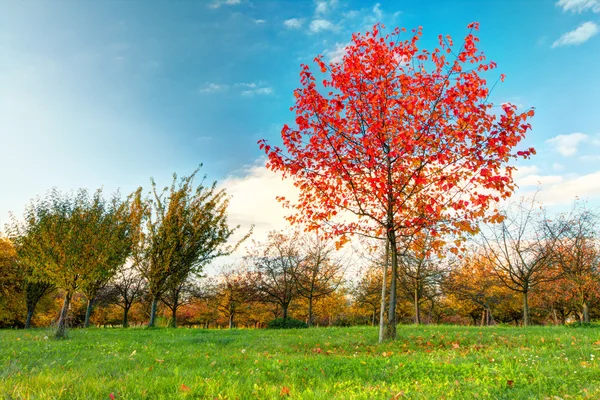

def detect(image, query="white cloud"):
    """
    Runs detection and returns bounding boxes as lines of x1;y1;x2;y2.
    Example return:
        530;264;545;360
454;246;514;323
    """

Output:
519;171;600;206
513;165;540;178
517;174;565;187
254;19;266;24
324;42;350;63
315;0;337;15
552;162;565;171
209;0;241;9
556;0;600;13
284;18;304;29
241;87;273;96
310;19;336;33
546;132;588;156
373;3;383;19
552;21;599;48
198;82;228;94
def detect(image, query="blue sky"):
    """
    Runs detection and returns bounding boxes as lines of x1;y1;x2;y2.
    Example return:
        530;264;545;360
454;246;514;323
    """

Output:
1;0;600;241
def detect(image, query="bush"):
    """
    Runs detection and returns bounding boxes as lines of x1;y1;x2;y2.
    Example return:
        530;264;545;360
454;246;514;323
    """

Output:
267;318;308;329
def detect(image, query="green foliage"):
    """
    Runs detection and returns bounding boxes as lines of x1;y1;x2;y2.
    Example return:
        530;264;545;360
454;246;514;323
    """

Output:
266;317;308;329
2;325;600;399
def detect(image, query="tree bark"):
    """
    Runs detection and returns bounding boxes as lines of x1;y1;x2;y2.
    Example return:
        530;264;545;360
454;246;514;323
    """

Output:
228;313;234;329
307;295;313;327
56;291;72;339
522;291;529;327
378;238;389;343
414;286;421;325
583;302;590;324
25;309;34;329
148;297;159;327
170;305;177;328
83;297;94;328
122;306;130;328
385;231;398;340
282;304;288;320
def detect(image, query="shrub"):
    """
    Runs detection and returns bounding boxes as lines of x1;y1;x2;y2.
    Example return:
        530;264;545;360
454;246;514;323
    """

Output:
267;318;308;329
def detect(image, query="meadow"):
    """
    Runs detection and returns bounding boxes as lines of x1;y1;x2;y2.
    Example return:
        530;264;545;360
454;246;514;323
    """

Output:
1;325;600;399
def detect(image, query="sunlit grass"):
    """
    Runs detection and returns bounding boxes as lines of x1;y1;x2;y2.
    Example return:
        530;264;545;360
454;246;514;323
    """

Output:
1;325;600;399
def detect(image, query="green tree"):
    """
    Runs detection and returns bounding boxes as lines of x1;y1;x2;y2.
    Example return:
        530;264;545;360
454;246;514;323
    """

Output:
138;168;247;328
9;188;131;338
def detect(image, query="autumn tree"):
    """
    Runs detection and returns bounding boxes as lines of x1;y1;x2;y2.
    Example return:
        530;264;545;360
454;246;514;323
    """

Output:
546;203;600;323
397;231;449;324
260;23;535;340
8;189;131;337
110;263;146;328
352;264;386;326
292;233;346;326
479;196;557;326
209;267;256;329
248;231;302;321
136;168;246;328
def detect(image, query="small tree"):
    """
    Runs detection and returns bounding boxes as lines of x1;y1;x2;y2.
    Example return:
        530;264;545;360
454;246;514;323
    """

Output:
292;233;346;326
137;168;247;328
248;231;302;320
9;189;131;338
111;263;146;328
260;23;535;340
479;196;557;326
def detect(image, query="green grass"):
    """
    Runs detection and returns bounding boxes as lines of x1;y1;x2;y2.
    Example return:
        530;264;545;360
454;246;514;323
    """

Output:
1;325;600;399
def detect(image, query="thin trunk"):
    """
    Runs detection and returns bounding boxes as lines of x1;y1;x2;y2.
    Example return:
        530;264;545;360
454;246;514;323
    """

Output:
371;308;376;327
583;302;590;324
282;304;288;319
25;309;34;329
56;292;72;339
378;238;389;343
307;295;313;327
522;291;529;327
122;305;130;328
414;285;421;325
385;232;398;340
228;313;234;329
552;308;559;326
480;310;486;327
148;297;159;327
84;297;94;328
170;305;177;328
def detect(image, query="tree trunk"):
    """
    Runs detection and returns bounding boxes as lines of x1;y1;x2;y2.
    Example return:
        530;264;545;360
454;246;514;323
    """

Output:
378;238;389;343
25;309;34;329
583;302;590;324
148;297;159;327
56;291;72;339
122;305;130;328
282;304;288;320
414;286;421;325
522;291;529;327
84;297;94;328
307;295;313;327
170;305;177;328
228;313;234;329
385;232;398;340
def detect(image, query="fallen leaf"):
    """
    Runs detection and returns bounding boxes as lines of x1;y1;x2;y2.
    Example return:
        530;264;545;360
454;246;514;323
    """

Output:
507;380;514;387
155;359;164;363
280;386;290;396
109;393;115;400
181;384;190;392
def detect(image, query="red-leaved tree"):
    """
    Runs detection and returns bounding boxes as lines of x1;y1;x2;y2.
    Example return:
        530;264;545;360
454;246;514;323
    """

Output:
259;23;535;340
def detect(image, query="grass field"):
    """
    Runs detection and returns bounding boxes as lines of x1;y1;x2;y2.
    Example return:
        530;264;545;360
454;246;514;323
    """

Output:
1;325;600;399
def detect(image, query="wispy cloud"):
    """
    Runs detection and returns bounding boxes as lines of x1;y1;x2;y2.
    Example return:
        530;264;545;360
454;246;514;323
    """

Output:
373;3;383;19
254;19;266;24
199;82;228;94
552;21;599;47
556;0;600;13
209;0;241;9
284;18;304;29
324;42;350;63
237;82;273;96
546;132;588;156
310;19;336;33
315;0;338;15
